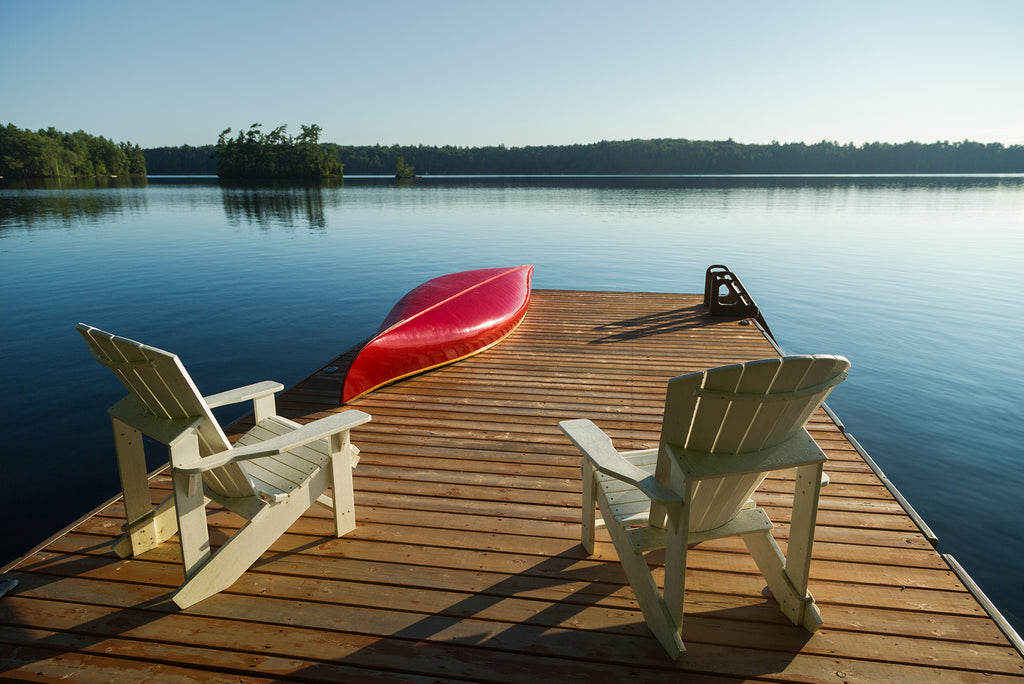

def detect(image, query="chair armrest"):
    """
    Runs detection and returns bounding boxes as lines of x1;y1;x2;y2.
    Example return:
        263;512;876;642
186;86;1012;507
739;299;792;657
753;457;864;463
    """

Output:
203;381;284;409
559;419;681;505
176;410;372;473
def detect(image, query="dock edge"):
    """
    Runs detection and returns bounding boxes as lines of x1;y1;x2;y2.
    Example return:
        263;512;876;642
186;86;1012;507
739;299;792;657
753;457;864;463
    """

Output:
944;554;1024;657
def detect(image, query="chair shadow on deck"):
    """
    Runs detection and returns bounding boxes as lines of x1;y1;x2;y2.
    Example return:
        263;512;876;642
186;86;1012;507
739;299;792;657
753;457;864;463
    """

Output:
0;508;372;674
1;502;812;679
314;543;813;678
588;306;737;344
1;539;184;671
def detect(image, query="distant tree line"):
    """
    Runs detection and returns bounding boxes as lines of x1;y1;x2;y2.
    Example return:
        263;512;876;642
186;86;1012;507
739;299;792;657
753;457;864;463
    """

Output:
325;138;1024;175
214;123;342;180
145;144;217;175
144;137;1024;176
1;123;146;178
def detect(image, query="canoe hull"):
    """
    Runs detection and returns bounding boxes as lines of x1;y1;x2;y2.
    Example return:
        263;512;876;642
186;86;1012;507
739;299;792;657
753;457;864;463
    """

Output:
342;265;533;402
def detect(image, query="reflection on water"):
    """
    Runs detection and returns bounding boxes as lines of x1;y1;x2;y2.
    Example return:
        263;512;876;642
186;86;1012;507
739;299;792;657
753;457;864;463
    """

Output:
0;176;150;230
0;175;150;192
220;182;339;229
6;173;1020;233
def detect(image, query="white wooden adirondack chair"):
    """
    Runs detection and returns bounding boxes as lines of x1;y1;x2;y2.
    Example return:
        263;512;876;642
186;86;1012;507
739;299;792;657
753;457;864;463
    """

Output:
559;354;849;659
77;324;371;609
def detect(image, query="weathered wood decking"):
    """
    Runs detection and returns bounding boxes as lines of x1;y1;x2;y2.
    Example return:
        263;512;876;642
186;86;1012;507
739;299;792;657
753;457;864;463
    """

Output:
2;289;1022;681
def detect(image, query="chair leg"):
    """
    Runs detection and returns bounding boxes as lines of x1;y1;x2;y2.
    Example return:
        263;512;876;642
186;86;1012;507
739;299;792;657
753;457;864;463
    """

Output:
111;417;159;555
581;460;597;554
328;434;357;537
741;464;824;632
661;497;690;644
741;528;820;631
172;471;212;580
171;473;319;609
786;463;824;599
113;495;179;558
598;493;685;659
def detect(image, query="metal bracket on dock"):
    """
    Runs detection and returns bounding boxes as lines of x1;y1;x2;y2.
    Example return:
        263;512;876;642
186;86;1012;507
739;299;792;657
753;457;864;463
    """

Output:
703;265;775;341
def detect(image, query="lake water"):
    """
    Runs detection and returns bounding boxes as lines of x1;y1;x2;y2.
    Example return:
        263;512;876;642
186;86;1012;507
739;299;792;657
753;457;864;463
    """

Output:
2;174;1022;633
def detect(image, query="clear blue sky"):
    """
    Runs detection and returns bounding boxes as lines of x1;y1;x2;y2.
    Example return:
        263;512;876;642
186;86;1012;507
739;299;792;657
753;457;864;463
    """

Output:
2;0;1022;148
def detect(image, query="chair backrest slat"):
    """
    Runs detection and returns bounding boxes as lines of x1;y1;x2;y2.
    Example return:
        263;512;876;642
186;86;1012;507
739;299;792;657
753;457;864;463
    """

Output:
688;474;764;530
742;357;815;451
662;364;741;453
77;324;254;498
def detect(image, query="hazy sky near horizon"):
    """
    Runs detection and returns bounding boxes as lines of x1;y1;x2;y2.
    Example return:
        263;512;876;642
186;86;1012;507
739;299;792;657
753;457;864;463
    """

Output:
2;1;1022;148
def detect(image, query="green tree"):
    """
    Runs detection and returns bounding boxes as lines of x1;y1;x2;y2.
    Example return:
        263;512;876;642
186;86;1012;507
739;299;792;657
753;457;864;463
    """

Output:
215;123;342;180
0;124;147;178
395;155;415;178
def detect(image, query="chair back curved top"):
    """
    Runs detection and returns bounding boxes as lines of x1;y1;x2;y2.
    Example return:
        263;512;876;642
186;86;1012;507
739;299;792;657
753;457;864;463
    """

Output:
76;323;253;498
659;354;849;532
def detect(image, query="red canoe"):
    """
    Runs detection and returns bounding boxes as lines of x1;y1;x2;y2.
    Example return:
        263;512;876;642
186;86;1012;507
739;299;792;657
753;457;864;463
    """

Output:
341;265;534;403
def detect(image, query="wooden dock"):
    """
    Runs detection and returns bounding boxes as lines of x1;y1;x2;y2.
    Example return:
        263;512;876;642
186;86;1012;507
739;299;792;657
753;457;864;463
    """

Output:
3;289;1022;682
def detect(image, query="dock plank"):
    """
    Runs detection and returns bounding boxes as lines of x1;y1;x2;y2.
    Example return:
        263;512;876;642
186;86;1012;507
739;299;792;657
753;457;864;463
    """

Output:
2;289;1021;681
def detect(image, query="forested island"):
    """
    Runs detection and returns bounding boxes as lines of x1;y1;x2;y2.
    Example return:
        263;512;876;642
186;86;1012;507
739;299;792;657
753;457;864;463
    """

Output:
147;137;1024;176
1;124;146;178
215;123;342;180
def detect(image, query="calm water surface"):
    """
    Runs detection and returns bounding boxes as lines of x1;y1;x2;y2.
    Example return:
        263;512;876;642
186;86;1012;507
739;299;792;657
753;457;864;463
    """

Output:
2;175;1022;631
